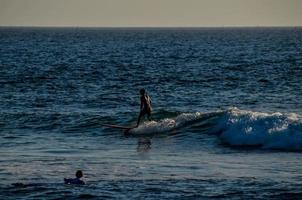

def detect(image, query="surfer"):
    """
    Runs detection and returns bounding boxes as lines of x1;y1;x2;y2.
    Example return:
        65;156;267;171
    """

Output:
64;170;85;185
136;89;152;127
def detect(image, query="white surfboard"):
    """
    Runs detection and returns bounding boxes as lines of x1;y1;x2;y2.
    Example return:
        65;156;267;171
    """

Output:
102;124;136;130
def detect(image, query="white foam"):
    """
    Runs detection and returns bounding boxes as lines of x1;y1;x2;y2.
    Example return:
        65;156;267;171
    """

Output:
129;112;203;135
129;108;302;150
217;108;302;150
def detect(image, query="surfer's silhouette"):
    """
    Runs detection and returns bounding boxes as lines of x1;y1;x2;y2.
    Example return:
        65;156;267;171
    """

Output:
12;170;85;187
136;89;152;127
64;170;85;185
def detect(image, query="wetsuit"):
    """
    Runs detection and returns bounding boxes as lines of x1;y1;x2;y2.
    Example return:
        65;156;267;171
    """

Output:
137;94;152;126
64;178;85;185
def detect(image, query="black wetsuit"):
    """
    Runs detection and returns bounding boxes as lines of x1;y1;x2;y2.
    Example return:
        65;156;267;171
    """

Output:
137;94;152;126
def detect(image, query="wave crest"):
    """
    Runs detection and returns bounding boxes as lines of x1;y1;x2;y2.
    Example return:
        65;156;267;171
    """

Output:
129;112;203;134
217;108;302;150
125;108;302;151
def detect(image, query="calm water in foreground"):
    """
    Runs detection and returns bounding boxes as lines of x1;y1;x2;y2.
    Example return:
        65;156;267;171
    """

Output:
0;27;302;199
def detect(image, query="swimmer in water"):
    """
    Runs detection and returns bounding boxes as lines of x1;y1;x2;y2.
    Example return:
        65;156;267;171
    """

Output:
64;170;85;185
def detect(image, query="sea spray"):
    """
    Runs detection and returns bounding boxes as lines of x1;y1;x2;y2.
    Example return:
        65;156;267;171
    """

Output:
130;108;302;150
217;108;302;150
129;112;203;134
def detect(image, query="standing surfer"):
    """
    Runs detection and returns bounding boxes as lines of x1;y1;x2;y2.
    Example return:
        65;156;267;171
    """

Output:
136;89;152;127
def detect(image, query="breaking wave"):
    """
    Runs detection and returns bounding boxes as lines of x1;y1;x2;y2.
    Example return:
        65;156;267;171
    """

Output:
128;108;302;151
217;108;302;151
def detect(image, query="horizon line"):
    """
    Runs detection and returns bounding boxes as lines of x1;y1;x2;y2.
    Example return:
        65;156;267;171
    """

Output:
0;25;302;29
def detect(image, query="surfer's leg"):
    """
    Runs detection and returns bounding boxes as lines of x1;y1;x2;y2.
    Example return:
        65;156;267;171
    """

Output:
137;112;143;127
137;110;148;126
147;112;151;121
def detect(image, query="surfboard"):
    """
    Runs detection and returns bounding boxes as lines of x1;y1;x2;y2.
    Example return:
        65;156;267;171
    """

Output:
102;124;136;130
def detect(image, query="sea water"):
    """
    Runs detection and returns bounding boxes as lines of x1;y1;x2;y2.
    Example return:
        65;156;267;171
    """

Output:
0;27;301;199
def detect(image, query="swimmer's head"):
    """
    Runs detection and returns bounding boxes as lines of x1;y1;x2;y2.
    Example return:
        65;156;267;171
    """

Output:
140;88;145;95
76;170;83;178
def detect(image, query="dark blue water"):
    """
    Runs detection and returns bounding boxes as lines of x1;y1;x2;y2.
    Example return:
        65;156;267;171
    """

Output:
0;27;302;199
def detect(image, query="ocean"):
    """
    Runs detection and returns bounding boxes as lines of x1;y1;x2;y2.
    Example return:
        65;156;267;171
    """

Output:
0;27;301;199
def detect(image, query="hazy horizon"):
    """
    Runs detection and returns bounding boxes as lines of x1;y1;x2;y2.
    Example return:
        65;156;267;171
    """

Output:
1;0;302;27
1;24;302;28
